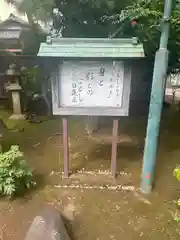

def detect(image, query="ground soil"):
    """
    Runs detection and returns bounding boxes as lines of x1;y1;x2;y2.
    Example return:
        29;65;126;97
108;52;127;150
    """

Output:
0;110;179;240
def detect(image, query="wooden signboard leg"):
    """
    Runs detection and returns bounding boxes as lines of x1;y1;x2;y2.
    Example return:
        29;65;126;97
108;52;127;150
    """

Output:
62;117;69;178
111;119;119;177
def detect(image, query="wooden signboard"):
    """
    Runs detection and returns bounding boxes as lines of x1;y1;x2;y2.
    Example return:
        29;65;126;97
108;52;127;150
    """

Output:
38;37;144;177
51;60;131;116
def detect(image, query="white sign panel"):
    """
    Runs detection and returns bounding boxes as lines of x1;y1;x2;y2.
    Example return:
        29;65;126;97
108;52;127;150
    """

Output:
60;61;124;108
0;30;20;39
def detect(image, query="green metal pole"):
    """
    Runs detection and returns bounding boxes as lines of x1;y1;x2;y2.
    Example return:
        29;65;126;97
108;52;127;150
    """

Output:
141;0;173;194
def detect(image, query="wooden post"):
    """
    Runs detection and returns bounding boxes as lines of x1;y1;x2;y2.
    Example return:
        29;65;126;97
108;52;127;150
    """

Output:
111;119;119;177
62;117;69;178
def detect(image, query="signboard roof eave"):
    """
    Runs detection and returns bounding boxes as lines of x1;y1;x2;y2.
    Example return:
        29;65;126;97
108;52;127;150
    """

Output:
38;51;144;58
47;37;140;44
38;37;145;58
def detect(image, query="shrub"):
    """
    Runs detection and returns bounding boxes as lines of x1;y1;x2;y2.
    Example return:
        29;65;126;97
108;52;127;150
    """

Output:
0;145;36;197
173;166;180;222
174;166;180;182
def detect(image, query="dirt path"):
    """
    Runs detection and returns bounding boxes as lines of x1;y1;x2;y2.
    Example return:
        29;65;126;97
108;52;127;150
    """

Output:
0;187;179;240
0;114;179;239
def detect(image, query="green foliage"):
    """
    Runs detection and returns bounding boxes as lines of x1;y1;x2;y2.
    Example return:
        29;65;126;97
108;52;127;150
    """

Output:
107;0;180;73
20;66;41;93
5;0;128;38
174;166;180;182
0;145;36;197
7;0;180;72
173;165;180;222
21;29;46;55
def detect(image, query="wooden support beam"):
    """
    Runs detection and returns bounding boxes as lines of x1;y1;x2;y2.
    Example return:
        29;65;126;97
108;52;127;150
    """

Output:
111;119;119;177
62;117;69;178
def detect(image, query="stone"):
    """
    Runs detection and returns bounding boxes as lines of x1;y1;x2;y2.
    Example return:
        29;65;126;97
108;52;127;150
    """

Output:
9;114;25;120
11;91;22;115
5;82;24;119
24;206;71;240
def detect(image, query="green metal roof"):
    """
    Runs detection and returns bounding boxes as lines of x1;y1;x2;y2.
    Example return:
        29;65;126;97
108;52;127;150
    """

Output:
38;37;145;58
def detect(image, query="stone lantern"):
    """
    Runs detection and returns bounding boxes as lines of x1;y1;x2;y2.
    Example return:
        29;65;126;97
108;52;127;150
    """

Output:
5;63;24;119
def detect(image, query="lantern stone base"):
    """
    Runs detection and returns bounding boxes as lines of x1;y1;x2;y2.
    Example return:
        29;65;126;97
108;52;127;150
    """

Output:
9;114;25;120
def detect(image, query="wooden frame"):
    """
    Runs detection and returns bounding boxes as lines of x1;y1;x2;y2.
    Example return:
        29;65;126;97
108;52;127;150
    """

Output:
51;60;132;116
